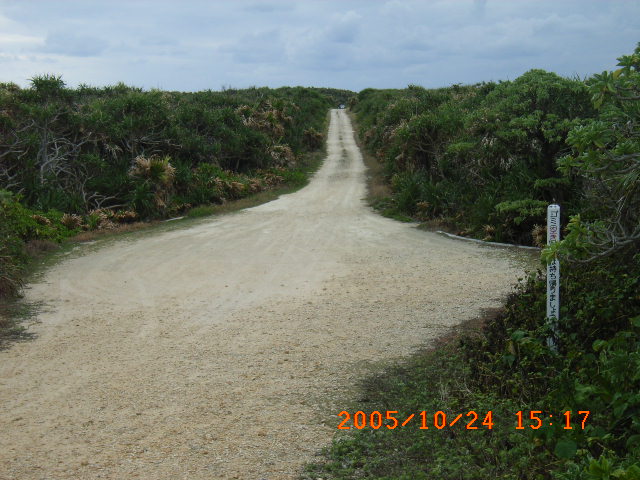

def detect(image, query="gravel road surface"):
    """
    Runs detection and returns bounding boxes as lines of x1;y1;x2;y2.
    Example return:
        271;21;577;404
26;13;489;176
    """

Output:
0;109;528;479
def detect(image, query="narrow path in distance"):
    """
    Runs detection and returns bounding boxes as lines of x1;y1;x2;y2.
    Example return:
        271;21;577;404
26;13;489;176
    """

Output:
0;109;528;479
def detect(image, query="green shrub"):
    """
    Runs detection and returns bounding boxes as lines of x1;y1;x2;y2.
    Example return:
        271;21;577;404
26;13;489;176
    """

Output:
186;205;217;218
0;190;78;302
353;70;594;245
0;81;336;219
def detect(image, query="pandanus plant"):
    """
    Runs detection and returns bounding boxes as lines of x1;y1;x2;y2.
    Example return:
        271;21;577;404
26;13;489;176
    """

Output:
128;154;176;214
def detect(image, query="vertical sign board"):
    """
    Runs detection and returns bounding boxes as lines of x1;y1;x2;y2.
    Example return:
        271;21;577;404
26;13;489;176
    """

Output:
547;204;561;347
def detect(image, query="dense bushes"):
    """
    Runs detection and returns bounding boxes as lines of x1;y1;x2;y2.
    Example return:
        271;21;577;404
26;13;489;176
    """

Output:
0;81;345;305
0;189;77;300
463;247;640;478
0;80;334;214
353;71;594;245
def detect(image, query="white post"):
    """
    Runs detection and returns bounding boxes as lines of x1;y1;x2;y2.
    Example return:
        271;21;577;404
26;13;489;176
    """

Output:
546;204;560;348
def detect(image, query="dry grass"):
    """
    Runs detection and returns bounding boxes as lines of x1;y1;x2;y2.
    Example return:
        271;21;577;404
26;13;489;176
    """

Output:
415;217;456;233
24;239;59;257
346;111;392;203
368;180;392;200
432;306;504;348
69;222;155;242
531;224;547;248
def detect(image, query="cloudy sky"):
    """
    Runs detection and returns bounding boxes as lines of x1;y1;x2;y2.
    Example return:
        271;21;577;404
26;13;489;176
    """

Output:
0;0;638;92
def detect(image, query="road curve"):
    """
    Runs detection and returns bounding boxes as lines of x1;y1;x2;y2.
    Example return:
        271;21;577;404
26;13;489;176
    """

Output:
0;109;526;479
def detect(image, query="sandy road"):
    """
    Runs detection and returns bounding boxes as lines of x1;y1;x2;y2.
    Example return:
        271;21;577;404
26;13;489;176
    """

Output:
0;109;527;479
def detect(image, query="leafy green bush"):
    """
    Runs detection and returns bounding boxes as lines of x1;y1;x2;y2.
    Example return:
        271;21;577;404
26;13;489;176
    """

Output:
0;81;336;218
0;189;78;301
353;71;593;245
549;44;640;262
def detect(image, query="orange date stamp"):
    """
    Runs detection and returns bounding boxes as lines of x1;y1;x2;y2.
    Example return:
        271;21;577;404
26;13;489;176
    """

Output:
337;410;591;430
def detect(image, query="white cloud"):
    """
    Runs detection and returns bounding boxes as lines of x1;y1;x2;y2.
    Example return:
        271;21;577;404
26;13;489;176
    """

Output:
42;32;109;57
0;0;637;91
326;10;362;44
220;29;286;64
0;32;43;47
0;11;43;51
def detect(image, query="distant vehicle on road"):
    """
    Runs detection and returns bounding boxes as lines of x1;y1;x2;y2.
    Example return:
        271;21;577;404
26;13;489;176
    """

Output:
338;104;346;109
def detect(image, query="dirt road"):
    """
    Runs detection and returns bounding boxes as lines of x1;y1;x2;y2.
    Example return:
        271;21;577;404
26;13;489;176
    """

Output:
0;109;527;479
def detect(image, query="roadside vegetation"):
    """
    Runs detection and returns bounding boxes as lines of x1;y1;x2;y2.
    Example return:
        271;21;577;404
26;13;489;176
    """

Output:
0;81;350;339
306;45;640;479
1;39;638;480
352;69;595;246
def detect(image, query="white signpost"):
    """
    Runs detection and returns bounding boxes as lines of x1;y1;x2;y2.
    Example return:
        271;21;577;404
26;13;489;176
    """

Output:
546;204;560;348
